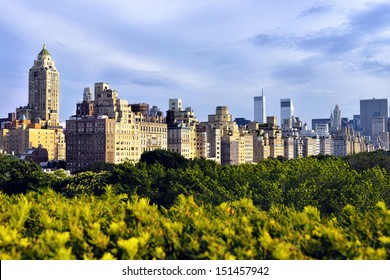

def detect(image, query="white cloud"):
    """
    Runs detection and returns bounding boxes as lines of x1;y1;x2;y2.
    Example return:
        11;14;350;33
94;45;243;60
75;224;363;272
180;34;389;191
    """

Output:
1;0;390;124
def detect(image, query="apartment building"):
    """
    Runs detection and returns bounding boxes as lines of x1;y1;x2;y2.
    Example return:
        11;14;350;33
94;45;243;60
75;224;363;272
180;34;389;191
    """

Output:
0;117;64;161
66;83;167;172
66;117;116;172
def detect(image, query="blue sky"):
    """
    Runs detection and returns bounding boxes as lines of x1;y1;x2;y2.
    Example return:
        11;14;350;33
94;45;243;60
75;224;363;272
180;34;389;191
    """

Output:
1;0;390;127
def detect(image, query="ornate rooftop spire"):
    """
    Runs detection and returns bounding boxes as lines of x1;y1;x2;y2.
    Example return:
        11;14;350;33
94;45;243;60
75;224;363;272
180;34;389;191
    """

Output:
38;44;50;56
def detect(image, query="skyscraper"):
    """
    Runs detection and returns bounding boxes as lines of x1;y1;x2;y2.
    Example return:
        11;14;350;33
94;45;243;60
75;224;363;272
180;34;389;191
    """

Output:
254;90;266;123
331;105;342;131
28;45;60;126
1;45;65;161
360;98;389;137
280;98;294;125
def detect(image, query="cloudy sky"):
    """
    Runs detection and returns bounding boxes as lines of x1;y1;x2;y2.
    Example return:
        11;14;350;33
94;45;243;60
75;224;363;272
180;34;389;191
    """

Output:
1;0;390;127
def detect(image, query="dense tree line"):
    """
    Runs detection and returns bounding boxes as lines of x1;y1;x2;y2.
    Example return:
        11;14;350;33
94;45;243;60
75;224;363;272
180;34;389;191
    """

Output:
1;150;389;216
1;190;389;260
346;149;390;173
1;151;390;259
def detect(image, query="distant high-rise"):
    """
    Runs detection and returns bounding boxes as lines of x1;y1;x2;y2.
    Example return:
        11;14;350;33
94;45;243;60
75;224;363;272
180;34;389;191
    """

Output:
280;98;294;125
331;105;342;131
150;105;164;118
83;87;93;102
312;118;331;132
360;98;389;137
169;98;183;112
352;115;361;131
28;45;60;126
254;90;266;123
76;88;94;118
372;112;386;136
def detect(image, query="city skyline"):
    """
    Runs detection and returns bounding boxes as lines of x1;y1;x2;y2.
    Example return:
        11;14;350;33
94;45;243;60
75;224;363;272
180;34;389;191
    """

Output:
1;1;390;125
1;45;388;168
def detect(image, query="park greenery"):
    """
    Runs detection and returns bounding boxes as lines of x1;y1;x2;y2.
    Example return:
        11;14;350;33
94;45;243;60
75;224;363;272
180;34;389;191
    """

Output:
0;150;389;259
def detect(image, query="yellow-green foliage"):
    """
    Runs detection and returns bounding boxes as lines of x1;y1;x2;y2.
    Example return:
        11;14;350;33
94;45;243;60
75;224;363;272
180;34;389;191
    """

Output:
0;189;389;260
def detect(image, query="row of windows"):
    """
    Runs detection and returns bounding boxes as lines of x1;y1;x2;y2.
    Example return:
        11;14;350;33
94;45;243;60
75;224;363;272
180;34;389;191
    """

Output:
116;152;139;157
67;153;105;159
168;148;188;153
116;146;138;151
168;138;190;143
140;126;167;133
68;124;167;134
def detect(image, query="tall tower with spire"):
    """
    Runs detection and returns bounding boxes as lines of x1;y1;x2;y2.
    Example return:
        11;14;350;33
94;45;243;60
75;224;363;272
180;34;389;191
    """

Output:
28;44;60;126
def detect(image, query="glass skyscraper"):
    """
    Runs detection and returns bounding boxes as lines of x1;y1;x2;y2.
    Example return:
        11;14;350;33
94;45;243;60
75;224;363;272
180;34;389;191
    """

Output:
254;92;266;123
280;98;294;125
360;98;388;137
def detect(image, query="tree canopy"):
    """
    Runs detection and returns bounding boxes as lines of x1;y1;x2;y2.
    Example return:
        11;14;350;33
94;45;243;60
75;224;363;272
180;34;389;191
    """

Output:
1;150;389;215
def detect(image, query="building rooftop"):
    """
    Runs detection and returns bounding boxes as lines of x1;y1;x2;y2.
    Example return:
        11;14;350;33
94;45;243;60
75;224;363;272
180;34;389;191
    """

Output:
38;44;50;56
